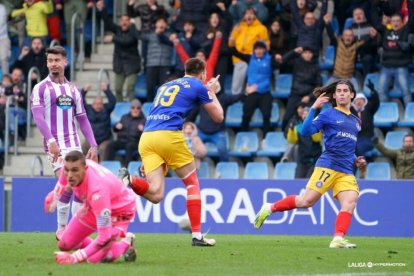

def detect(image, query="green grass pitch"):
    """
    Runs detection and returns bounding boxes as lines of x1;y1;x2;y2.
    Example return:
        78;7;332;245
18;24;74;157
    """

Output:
0;233;413;275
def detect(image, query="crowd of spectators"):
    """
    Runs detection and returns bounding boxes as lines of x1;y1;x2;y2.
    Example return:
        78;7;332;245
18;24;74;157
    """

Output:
0;0;413;178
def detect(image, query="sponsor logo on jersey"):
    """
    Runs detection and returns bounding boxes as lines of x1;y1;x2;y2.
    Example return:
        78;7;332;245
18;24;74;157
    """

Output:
56;95;73;110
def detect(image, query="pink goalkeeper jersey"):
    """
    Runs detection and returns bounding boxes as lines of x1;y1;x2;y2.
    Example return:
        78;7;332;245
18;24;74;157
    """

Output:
31;76;85;152
59;160;136;220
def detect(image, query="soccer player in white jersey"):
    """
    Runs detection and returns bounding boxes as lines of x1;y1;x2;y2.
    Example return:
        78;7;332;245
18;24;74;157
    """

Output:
30;46;98;238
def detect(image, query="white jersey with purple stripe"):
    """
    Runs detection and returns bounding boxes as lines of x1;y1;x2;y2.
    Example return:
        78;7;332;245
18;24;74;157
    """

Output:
31;76;85;153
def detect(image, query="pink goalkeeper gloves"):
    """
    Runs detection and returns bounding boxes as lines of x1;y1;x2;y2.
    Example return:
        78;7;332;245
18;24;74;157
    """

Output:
55;249;87;264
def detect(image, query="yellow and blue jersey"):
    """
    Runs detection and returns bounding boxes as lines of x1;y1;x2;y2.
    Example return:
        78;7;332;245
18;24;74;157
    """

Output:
144;76;213;131
301;107;361;174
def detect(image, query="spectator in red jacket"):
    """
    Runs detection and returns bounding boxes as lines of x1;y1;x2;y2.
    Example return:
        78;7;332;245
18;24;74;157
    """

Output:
170;31;222;83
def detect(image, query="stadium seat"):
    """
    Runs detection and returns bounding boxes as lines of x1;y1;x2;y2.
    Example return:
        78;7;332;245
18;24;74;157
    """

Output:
397;103;414;127
384;130;408;150
343;17;353;29
331;16;340;35
388;81;403;99
197;162;210;178
273;162;297;179
256;131;287;157
111;102;130;127
230;132;259;157
250;103;280;127
215;162;240;179
362;73;379;97
319;46;335;70
244;162;269;179
205;133;230;157
134;73;147;99
225;102;243;127
374;102;399;127
366;162;391;180
142;102;152;117
224;74;232;94
127;161;142;177
272;74;292;98
100;161;122;175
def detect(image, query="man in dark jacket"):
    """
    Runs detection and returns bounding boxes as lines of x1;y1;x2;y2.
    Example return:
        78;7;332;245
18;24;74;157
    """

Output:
127;0;168;68
290;0;327;59
106;99;146;165
280;47;322;131
97;1;141;101
12;37;48;80
373;0;414;106
81;83;116;161
353;80;380;158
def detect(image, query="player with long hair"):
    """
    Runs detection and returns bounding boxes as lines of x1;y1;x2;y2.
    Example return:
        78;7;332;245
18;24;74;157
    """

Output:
254;79;366;248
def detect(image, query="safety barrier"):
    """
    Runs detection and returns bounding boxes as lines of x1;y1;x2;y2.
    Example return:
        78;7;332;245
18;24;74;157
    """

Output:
70;12;85;81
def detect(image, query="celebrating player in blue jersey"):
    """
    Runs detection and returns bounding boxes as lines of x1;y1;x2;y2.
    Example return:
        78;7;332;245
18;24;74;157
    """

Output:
254;79;367;248
121;58;223;246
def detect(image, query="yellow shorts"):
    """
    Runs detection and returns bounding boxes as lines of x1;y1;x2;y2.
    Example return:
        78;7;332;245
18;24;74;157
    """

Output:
138;130;193;175
306;167;359;198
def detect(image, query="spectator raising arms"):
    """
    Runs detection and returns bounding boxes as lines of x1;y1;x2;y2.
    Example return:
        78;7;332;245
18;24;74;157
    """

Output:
97;0;141;102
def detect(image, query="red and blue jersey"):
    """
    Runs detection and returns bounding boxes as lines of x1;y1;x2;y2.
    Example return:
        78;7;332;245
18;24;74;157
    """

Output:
144;76;213;131
301;107;361;174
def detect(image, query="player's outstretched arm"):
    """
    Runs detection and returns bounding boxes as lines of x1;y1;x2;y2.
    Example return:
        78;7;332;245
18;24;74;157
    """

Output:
76;114;98;162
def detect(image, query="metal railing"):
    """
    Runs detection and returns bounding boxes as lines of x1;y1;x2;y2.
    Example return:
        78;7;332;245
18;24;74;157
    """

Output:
97;68;111;97
70;12;85;81
30;155;44;177
26;66;40;138
4;96;11;166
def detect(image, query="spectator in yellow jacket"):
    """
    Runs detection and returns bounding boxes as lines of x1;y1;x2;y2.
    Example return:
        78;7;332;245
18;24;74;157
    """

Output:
229;7;269;95
11;0;53;46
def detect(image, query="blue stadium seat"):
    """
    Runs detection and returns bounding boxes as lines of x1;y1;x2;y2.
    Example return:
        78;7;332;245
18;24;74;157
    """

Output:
225;102;243;127
205;133;229;157
244;162;269;179
197;162;210;178
321;73;329;85
100;161;122;175
215;162;239;179
127;161;142;176
134;74;147;99
272;74;292;98
0;68;2;80
142;102;152;117
250;103;280;127
257;131;287;157
374;102;399;127
331;16;340;35
111;102;130;127
343;17;353;29
319;46;335;70
230;132;259;157
273;162;297;179
384;130;408;150
397;103;414;127
224;74;232;94
366;162;391;180
362;73;379;97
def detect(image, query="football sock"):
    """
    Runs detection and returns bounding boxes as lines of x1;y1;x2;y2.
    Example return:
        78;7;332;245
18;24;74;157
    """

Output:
271;195;298;213
57;191;72;230
182;170;202;235
108;241;130;262
130;176;150;196
71;196;83;216
334;211;352;237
